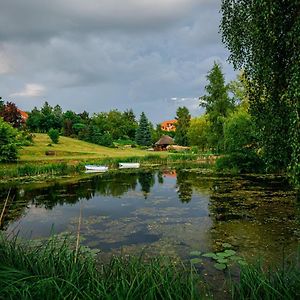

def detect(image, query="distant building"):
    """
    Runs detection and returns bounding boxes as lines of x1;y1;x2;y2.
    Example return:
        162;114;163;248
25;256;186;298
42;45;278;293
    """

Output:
161;119;177;132
18;109;29;122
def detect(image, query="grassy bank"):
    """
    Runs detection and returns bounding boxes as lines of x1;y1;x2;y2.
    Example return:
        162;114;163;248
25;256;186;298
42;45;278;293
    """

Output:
0;154;211;181
1;134;214;181
20;133;159;162
0;235;203;300
0;235;299;299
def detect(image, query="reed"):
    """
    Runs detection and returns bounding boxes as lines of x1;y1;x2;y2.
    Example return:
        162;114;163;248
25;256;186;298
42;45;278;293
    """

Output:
0;234;202;300
230;254;300;300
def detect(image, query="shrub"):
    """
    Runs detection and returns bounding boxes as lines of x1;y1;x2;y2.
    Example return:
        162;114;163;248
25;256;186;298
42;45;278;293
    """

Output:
218;108;264;173
48;128;60;144
0;117;19;162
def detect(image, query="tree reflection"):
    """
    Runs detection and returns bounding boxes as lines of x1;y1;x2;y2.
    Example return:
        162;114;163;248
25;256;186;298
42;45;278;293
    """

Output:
176;170;193;203
138;172;155;198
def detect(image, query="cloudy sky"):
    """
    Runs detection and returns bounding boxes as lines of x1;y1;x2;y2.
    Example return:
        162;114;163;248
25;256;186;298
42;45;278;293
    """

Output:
0;0;236;123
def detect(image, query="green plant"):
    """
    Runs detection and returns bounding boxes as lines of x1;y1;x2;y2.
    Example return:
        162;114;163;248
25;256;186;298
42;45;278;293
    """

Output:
0;234;203;300
48;128;60;144
0;117;19;162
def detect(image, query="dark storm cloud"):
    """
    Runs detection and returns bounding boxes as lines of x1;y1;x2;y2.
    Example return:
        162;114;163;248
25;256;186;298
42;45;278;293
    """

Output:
0;0;235;123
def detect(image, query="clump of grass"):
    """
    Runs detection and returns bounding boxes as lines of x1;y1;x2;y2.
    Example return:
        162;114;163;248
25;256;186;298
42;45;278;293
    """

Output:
0;234;203;300
231;256;300;300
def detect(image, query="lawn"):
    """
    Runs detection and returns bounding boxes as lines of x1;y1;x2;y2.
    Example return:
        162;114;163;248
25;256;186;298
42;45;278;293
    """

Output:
20;134;163;163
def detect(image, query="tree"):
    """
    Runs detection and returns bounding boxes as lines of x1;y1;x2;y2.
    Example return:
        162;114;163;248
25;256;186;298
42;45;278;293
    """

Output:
219;107;263;172
175;106;191;146
221;0;300;185
200;62;234;152
135;112;152;146
0;102;24;128
48;128;60;144
187;115;210;151
0;117;19;162
27;107;42;132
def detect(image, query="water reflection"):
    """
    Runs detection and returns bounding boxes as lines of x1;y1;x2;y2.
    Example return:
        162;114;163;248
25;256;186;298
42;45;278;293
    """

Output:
0;168;299;265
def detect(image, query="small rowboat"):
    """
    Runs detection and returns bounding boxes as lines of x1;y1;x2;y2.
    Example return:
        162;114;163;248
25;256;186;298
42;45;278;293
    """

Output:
85;165;108;172
119;163;140;169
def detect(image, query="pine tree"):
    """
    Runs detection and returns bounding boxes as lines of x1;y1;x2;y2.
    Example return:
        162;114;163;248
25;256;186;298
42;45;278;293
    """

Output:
175;106;191;146
135;112;152;146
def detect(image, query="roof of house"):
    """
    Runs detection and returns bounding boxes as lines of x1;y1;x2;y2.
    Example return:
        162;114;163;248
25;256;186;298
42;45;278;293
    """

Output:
155;135;174;145
18;109;29;120
161;119;177;126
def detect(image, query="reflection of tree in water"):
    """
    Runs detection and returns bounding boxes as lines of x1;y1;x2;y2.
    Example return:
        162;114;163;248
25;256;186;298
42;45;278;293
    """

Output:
138;172;155;198
176;170;193;203
0;171;143;227
157;171;164;184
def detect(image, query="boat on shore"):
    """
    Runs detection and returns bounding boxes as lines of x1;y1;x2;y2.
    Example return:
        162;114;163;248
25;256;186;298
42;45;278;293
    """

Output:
85;165;108;172
119;163;140;169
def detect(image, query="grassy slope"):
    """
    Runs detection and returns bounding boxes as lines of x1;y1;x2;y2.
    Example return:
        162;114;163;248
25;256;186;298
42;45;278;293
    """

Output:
20;134;161;162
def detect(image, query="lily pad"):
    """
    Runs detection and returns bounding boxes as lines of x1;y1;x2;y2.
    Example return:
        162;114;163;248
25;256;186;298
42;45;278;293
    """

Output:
190;258;203;264
238;260;248;266
224;249;236;256
222;243;233;249
189;251;202;256
216;258;228;264
202;252;218;260
214;263;227;271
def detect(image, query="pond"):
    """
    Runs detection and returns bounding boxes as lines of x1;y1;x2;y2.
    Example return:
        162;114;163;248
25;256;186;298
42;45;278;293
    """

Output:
1;167;299;267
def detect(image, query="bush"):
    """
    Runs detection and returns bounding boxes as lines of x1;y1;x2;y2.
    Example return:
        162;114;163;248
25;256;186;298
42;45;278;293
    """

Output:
0;117;19;162
219;108;263;173
48;128;60;144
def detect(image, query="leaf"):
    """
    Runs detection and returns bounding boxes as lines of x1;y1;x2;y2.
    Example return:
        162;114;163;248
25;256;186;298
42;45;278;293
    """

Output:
238;260;248;266
224;249;236;256
190;258;202;264
216;252;227;258
202;252;218;260
222;243;233;249
189;251;202;257
216;258;228;264
214;263;227;271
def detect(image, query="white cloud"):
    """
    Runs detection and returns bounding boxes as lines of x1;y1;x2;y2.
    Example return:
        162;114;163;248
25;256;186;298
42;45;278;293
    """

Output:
11;84;46;98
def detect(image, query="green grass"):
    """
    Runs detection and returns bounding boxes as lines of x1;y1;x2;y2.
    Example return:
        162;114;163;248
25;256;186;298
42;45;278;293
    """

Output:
0;234;203;300
231;256;300;300
20;133;160;162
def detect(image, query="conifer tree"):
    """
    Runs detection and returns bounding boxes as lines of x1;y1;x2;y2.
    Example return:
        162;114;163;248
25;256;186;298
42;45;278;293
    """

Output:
135;112;152;146
175;106;191;146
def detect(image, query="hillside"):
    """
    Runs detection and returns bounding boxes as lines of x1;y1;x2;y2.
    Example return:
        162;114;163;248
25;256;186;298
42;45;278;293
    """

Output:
20;134;156;162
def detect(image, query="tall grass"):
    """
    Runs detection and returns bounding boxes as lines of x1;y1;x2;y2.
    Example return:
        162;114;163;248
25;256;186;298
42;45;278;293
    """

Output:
0;234;202;300
0;163;82;180
231;255;300;300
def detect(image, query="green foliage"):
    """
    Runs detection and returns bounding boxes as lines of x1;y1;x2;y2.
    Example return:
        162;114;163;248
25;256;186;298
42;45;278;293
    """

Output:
0;101;24;128
221;0;300;187
218;108;263;172
0;235;202;300
187;115;210;150
175;106;191;146
48;128;60;144
135;112;152;146
200;62;234;152
0;117;19;162
231;258;300;300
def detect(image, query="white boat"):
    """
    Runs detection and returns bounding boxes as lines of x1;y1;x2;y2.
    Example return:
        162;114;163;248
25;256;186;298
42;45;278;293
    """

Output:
119;162;140;169
85;165;108;172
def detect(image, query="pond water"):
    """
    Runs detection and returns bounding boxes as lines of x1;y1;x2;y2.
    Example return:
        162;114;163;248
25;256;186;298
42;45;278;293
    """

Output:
1;167;299;266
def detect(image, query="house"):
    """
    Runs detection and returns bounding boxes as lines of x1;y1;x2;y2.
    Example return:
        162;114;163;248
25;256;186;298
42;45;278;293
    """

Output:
161;119;177;132
18;109;29;122
154;135;174;151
